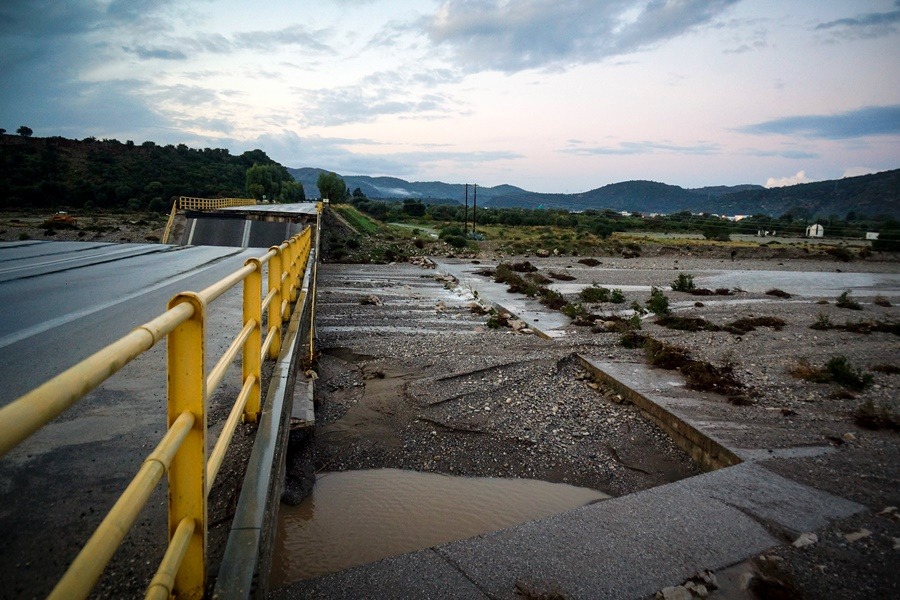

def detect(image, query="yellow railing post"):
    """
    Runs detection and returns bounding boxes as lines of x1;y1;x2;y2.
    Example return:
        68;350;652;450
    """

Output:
267;246;283;359
290;235;301;302
166;292;207;600
280;242;292;321
243;258;262;422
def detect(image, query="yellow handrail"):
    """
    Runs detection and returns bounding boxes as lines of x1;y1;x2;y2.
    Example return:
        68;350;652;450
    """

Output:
1;225;315;599
178;196;257;210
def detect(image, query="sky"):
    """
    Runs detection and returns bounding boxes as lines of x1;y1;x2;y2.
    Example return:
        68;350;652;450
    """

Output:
1;0;899;193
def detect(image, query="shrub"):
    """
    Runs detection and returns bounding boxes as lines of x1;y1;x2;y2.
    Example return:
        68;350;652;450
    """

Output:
854;400;899;430
671;273;696;292
825;246;853;262
836;290;861;310
826;356;873;391
874;296;891;307
766;288;792;298
610;288;626;304
444;235;467;248
581;286;610;303
630;300;647;315
18;232;30;240
648;287;670;315
811;313;833;330
791;356;873;391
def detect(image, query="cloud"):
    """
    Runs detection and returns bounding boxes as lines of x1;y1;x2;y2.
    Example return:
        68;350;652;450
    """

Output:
293;68;463;126
424;0;739;73
745;148;820;160
815;5;900;41
765;170;812;188
564;140;719;156
126;45;188;60
248;131;522;176
739;105;900;139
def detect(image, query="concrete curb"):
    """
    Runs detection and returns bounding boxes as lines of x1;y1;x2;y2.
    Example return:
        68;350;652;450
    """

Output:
213;254;316;600
576;355;742;472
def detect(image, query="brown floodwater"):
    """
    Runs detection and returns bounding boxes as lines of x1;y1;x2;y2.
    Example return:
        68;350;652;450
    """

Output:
270;468;611;586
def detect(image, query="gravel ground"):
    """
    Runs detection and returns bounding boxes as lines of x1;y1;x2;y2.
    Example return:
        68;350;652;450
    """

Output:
306;251;899;599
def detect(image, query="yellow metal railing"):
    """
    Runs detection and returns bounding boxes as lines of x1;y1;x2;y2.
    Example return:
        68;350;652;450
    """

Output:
162;197;258;243
0;221;316;599
178;196;257;211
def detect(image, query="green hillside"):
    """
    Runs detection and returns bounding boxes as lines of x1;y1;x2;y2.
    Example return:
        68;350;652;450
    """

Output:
0;134;290;210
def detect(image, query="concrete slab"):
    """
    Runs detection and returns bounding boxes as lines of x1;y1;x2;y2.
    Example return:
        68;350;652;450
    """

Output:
432;258;571;339
269;549;489;600
274;462;863;600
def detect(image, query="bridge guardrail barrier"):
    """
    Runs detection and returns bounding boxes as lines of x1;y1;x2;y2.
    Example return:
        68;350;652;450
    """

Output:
163;197;258;244
0;204;320;599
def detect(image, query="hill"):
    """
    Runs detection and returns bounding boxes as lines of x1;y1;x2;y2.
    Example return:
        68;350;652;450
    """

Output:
0;134;288;210
291;166;900;218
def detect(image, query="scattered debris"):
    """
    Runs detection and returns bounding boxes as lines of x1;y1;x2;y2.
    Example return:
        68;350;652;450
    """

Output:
360;295;383;306
792;532;818;548
844;528;872;543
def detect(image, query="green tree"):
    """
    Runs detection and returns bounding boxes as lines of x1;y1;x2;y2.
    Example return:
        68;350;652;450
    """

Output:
17;125;33;137
280;180;306;203
245;163;285;201
317;171;347;202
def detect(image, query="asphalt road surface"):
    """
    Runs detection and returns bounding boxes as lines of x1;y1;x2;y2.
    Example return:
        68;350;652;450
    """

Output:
0;239;271;597
0;240;267;404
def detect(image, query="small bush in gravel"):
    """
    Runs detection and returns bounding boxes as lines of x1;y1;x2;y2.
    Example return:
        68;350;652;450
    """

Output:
656;315;720;332
671;273;696;292
791;356;873;391
724;316;786;334
854;400;899;430
811;313;833;330
548;271;576;281
581;286;610;303
18;232;30;240
525;272;552;285
562;302;588;319
791;359;832;384
610;288;626;303
648;287;670;316
874;296;892;307
825;246;854;262
766;288;792;298
826;356;874;391
540;288;567;310
620;331;647;348
630;300;647;315
836;290;862;310
511;261;538;273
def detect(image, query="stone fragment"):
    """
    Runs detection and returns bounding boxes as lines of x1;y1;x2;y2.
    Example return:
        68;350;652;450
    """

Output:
844;528;871;542
792;532;818;548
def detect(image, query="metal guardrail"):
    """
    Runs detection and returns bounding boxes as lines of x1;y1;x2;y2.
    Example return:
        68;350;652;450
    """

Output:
0;208;318;599
162;197;258;244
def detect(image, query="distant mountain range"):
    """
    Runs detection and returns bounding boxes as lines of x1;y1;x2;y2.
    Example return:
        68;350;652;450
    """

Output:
288;167;900;219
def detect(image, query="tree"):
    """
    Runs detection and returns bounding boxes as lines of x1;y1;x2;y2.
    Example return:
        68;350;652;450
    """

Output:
280;181;306;203
17;125;33;137
317;171;347;202
0;128;6;135
402;199;426;217
245;163;285;201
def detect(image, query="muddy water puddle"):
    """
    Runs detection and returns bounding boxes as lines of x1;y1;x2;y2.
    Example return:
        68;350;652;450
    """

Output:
270;468;610;585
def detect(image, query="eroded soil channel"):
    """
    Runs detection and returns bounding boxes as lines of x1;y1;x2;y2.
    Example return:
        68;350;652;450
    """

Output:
273;263;700;584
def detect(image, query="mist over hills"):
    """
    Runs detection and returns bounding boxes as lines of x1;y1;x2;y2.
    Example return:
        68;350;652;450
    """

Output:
288;167;899;219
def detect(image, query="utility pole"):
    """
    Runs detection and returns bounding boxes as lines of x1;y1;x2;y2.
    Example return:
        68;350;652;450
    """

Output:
472;183;477;236
464;183;469;235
